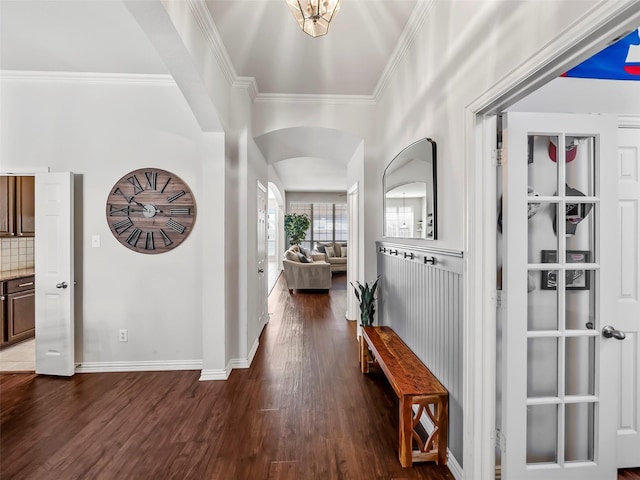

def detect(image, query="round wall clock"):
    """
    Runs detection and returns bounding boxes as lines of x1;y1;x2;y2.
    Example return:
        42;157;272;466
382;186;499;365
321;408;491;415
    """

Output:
106;168;196;254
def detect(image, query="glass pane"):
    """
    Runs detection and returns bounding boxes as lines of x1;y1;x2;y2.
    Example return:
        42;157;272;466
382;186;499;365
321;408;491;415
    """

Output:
539;267;562;292
565;336;595;396
565;207;595;260
528;135;559;195
334;204;348;242
312;203;333;242
528;203;559;264
565;271;595;330
528;270;558;330
267;205;276;257
527;337;558;397
565;403;595;462
527;404;558;464
565;136;596;197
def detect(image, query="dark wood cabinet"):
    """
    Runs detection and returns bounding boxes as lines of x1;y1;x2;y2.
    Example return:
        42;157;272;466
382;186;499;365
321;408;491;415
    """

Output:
1;275;35;348
16;176;35;236
0;282;6;348
0;176;16;237
0;176;34;237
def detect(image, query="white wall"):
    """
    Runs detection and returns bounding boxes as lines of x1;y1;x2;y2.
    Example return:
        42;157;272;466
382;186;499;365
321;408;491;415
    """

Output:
375;0;601;252
0;76;215;367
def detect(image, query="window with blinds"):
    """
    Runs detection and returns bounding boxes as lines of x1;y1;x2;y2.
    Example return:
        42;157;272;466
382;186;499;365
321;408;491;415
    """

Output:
290;202;348;250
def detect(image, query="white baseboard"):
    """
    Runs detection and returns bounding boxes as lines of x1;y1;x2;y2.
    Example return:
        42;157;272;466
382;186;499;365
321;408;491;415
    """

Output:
199;368;229;381
75;359;202;374
447;452;463;480
200;337;261;381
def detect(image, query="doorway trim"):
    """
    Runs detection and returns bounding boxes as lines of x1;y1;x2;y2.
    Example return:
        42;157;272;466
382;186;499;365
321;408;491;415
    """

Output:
463;4;640;479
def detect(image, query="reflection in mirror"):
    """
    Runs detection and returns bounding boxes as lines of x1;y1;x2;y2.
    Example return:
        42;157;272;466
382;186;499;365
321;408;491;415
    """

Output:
383;138;437;240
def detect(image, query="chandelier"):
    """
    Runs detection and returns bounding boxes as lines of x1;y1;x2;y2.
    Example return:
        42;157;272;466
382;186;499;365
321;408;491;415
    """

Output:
400;193;408;230
286;0;342;38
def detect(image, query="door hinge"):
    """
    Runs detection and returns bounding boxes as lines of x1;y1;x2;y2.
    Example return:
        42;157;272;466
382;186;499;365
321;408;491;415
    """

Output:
495;428;506;452
495;290;504;308
491;148;502;167
493;148;503;166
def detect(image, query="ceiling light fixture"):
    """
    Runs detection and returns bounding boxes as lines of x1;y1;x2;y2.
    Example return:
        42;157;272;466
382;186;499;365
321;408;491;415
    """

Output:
400;193;408;230
286;0;341;38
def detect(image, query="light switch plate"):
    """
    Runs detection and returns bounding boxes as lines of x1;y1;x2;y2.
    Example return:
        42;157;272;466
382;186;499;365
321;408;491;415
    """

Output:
91;235;101;248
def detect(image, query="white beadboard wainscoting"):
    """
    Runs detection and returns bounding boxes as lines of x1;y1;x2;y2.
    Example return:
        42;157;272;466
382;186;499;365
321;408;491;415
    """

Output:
376;241;464;469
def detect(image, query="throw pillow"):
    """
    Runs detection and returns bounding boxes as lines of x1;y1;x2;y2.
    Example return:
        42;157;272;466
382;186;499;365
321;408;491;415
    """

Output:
291;244;300;252
340;246;348;257
300;246;310;257
285;249;300;262
325;246;336;257
298;252;311;263
315;244;326;253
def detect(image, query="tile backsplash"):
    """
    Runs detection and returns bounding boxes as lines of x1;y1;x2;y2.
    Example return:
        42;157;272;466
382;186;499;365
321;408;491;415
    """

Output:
0;237;35;272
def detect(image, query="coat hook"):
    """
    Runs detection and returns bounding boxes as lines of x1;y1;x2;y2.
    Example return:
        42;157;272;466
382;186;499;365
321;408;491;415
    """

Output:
424;256;436;265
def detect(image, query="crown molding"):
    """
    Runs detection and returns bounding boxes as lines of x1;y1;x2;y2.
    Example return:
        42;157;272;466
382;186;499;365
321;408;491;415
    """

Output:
177;0;435;106
0;70;175;86
186;0;237;88
184;0;378;106
234;76;259;101
372;0;435;102
254;92;376;106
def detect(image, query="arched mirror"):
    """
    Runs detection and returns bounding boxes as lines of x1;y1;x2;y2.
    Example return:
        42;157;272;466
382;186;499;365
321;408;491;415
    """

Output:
383;138;437;240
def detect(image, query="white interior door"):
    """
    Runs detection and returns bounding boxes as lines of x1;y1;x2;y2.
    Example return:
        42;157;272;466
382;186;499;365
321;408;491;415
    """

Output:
616;126;640;468
34;172;74;376
500;112;619;480
257;181;267;325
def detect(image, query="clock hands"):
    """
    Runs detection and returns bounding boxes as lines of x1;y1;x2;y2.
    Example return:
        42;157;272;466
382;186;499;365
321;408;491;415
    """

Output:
126;200;162;217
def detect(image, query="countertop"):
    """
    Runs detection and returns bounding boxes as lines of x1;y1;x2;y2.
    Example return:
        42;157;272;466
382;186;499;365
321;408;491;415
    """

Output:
0;268;35;282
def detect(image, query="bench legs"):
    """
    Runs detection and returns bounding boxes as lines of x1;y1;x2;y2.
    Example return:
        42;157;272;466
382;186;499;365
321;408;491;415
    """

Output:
359;336;374;373
399;395;449;468
399;397;413;467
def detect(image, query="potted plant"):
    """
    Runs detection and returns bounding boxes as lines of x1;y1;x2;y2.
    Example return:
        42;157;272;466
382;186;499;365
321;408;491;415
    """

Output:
351;277;379;327
284;213;311;246
351;277;380;369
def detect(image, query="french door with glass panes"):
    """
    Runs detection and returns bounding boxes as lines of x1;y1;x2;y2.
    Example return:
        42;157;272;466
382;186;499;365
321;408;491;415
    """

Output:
499;112;621;480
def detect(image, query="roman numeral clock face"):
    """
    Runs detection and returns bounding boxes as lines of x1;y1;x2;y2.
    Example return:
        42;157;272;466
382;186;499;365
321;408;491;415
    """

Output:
106;168;196;254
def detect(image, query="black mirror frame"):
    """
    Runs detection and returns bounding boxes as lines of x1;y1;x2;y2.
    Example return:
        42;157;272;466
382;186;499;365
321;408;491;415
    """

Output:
383;138;437;240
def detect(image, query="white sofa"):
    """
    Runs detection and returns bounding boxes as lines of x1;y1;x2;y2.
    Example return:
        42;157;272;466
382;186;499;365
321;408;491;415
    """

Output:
313;242;347;273
282;245;331;293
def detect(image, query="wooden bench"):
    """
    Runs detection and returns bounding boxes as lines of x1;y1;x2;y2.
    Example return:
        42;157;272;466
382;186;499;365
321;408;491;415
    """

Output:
360;326;448;468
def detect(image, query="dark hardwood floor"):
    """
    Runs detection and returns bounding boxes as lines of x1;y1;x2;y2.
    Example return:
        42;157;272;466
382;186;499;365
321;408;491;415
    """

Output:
1;273;638;479
1;273;451;479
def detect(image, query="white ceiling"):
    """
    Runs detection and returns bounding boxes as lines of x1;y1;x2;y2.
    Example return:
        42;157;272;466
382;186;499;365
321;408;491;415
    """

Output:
0;0;421;192
0;1;168;74
205;0;417;96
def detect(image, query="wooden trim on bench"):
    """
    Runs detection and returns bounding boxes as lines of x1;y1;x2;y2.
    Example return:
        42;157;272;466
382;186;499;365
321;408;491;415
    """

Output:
360;326;449;468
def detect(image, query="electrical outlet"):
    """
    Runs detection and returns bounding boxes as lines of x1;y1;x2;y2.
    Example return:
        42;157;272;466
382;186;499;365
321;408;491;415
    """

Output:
119;329;128;342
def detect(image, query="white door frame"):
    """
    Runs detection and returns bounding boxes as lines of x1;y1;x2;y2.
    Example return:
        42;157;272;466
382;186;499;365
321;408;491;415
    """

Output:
464;4;640;479
347;182;359;324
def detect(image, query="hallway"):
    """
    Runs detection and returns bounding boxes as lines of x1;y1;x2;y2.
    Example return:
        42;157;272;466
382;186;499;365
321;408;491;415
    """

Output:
0;273;453;479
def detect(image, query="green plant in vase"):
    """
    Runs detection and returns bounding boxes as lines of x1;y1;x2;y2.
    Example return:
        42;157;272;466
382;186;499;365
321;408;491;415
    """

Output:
351;277;380;326
284;213;311;246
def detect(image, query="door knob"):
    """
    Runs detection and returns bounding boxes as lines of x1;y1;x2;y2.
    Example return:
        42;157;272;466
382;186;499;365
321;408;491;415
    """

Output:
602;325;626;340
56;282;68;289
